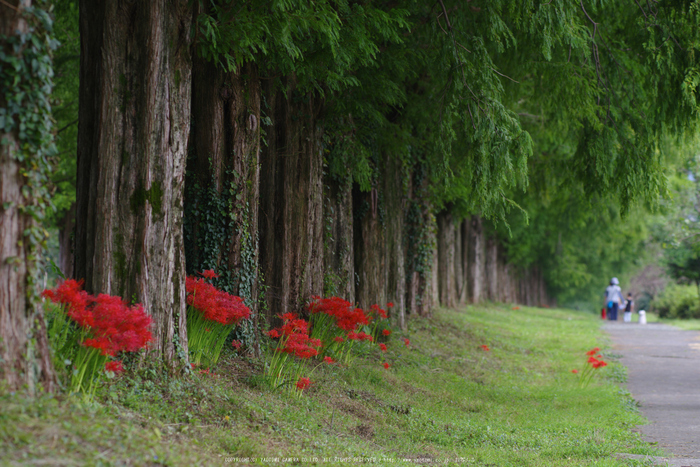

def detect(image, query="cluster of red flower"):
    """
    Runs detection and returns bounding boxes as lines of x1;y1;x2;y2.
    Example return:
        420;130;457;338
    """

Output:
573;346;609;387
185;273;251;325
296;377;312;390
347;330;373;341
308;296;371;331
42;279;153;357
586;347;608;369
267;313;322;359
105;360;124;374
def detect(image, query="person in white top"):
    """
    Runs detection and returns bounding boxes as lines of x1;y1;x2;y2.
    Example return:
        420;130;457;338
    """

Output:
605;277;623;321
623;292;634;323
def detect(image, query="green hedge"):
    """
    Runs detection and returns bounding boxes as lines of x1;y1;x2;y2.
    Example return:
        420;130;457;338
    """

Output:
652;284;700;319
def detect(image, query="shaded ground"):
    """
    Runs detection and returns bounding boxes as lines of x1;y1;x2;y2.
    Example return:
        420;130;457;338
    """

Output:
605;321;700;466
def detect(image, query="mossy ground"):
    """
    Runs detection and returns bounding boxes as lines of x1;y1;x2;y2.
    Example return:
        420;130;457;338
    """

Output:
0;304;662;466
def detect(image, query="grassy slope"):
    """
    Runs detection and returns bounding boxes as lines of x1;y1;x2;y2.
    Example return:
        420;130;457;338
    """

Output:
0;304;661;466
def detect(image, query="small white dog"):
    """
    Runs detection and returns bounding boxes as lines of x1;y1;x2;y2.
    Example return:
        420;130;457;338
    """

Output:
638;310;647;325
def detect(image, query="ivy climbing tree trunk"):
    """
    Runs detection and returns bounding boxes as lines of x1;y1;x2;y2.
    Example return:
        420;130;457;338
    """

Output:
405;168;434;316
0;0;56;392
259;79;324;320
383;155;406;328
75;1;192;368
188;55;261;344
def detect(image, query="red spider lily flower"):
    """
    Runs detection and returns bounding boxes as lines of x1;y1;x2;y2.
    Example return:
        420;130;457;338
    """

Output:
324;356;335;364
296;377;312;391
355;331;373;342
511;306;520;310
586;347;601;356
185;276;250;325
347;331;360;340
105;361;124;373
404;338;410;347
571;369;578;374
268;317;321;359
592;360;608;369
379;343;387;352
279;312;297;322
199;269;220;279
41;279;91;325
43;281;154;357
334;336;345;343
383;362;390;370
387;302;394;308
371;304;388;319
480;345;490;351
596;354;602;358
382;329;391;336
307;297;372;330
587;356;599;364
231;340;242;350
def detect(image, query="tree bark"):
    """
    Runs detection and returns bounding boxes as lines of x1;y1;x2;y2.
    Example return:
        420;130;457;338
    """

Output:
467;216;484;303
75;0;192;368
454;219;465;305
405;170;434;316
322;176;355;302
58;203;75;279
437;211;456;308
0;0;56;392
188;56;261;314
258;79;324;320
486;236;498;301
383;155;406;328
353;185;386;310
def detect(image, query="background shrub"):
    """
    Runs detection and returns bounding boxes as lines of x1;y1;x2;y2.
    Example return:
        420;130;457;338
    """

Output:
652;284;700;319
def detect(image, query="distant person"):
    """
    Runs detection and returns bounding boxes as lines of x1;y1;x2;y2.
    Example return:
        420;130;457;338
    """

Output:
605;277;623;321
623;292;634;323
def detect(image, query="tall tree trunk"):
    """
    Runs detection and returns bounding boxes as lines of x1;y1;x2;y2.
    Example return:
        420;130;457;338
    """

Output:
322;176;355;302
405;169;434;316
0;0;56;392
259;79;324;320
188;56;261;343
353;185;386;310
383;156;406;328
467;216;484;303
437;211;455;308
486;237;498;301
454;219;465;305
75;1;192;368
58;203;75;279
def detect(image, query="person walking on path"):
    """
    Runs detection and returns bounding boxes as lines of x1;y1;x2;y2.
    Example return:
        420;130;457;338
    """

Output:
623;292;634;323
605;277;623;321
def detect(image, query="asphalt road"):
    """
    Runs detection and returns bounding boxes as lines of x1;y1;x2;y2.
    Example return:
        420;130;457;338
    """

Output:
604;321;700;466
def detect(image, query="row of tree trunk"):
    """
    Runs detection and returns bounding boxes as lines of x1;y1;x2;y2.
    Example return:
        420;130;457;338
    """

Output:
70;3;555;361
435;214;555;310
2;0;553;390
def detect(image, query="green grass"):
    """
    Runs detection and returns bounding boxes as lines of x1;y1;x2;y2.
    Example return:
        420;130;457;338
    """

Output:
0;304;662;466
644;312;700;330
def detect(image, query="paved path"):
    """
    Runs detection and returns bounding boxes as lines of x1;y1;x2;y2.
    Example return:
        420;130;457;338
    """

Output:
604;321;700;466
